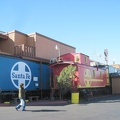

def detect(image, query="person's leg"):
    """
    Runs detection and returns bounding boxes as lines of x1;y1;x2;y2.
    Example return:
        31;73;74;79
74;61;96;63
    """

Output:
23;99;26;110
15;104;21;110
21;99;26;111
15;99;22;110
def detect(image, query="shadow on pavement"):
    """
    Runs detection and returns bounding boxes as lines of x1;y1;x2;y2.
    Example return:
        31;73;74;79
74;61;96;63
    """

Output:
26;100;70;106
25;109;67;112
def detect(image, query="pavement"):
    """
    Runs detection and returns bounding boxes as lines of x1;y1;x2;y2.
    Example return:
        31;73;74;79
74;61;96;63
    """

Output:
0;99;69;106
0;94;120;120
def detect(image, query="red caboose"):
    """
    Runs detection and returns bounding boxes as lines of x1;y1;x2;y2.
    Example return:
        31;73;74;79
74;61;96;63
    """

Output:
49;53;109;95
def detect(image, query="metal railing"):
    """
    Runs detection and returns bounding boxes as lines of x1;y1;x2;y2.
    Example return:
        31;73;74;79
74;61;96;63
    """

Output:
14;44;35;57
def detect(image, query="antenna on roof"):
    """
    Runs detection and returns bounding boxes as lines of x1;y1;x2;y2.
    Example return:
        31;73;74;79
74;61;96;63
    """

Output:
104;49;108;65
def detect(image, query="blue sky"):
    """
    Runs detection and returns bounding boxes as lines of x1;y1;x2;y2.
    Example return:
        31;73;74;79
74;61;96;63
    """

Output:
0;0;120;64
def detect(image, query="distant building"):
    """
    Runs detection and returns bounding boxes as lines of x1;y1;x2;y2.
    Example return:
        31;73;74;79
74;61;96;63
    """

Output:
111;64;120;69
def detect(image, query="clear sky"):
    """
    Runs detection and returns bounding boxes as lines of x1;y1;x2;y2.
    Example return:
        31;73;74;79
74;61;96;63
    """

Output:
0;0;120;65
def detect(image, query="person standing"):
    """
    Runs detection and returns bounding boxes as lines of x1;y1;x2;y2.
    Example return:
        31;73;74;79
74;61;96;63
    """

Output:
15;83;26;111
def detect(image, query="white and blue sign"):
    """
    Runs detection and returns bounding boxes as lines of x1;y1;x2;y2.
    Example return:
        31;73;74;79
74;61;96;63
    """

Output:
0;55;40;91
11;62;32;89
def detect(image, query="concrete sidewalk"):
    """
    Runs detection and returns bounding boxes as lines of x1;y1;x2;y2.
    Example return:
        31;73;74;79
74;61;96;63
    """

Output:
1;94;120;106
0;99;69;107
0;95;120;120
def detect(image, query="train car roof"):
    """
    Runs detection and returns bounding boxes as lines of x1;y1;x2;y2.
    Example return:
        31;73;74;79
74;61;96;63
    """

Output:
49;60;75;67
0;52;49;64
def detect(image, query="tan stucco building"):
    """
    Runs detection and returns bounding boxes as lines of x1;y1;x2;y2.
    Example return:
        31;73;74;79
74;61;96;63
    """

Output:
111;76;120;94
0;30;76;62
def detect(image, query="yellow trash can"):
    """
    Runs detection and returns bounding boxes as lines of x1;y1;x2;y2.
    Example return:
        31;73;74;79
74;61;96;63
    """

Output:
71;92;79;104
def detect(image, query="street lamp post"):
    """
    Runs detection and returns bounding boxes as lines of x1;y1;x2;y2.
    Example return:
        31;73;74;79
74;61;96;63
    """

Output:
55;45;60;61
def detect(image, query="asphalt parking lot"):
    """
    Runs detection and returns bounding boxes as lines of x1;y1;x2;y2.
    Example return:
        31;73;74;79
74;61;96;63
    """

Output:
0;95;120;120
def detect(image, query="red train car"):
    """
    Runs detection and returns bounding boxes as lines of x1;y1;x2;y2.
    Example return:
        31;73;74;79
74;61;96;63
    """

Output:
49;53;110;97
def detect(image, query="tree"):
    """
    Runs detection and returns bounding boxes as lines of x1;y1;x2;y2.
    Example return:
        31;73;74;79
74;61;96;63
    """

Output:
57;64;76;100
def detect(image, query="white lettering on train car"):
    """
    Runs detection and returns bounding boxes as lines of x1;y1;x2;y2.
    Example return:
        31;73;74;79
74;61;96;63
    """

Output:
11;62;31;89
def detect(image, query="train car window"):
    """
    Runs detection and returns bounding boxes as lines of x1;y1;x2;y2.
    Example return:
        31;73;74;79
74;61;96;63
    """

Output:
93;70;95;78
75;56;80;62
84;56;87;63
100;71;102;78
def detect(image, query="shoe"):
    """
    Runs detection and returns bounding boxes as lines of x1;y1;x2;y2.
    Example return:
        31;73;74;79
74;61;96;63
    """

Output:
15;107;18;111
22;109;26;111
